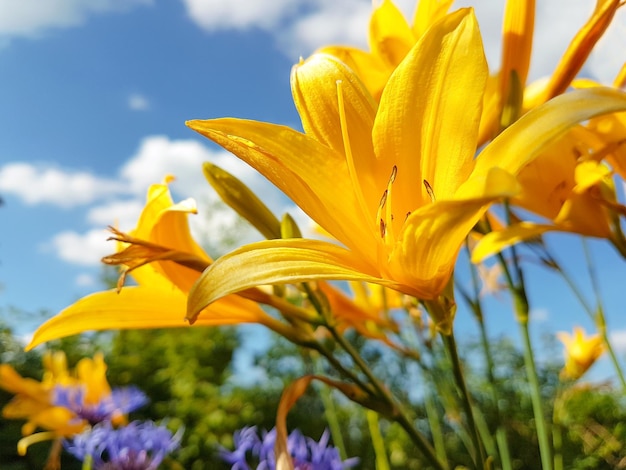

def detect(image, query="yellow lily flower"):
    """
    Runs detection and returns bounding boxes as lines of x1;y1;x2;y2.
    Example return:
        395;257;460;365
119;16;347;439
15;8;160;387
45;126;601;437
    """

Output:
318;0;454;101
481;0;623;141
556;327;605;380
186;9;626;333
471;127;626;262
27;180;291;350
526;0;623;108
0;352;113;455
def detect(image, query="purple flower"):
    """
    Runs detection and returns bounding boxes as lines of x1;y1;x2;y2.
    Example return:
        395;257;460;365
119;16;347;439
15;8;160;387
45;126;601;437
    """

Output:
53;385;149;424
65;420;182;470
220;427;358;470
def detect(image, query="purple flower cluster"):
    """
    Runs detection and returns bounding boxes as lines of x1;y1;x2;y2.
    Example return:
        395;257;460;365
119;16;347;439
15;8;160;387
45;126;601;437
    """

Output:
55;384;180;469
65;420;182;470
220;426;358;470
53;385;149;424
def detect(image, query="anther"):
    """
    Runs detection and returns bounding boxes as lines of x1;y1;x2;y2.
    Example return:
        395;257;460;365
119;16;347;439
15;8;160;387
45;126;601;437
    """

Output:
423;179;436;202
379;190;388;209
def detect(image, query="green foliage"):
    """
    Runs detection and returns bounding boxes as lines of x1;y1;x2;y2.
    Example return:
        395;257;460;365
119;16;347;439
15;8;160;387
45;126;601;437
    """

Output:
105;327;278;469
1;319;625;469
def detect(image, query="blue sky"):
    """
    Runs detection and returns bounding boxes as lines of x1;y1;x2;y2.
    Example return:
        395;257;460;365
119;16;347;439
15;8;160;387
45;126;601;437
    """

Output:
1;0;626;378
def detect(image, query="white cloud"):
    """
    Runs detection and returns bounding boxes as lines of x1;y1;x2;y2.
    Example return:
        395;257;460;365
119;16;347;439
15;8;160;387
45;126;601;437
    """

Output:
128;93;150;111
276;0;372;58
610;330;626;354
47;228;115;266
0;163;125;208
75;273;97;287
181;0;298;31
0;0;151;39
530;308;549;323
182;0;626;82
0;133;290;266
86;199;145;230
120;135;212;195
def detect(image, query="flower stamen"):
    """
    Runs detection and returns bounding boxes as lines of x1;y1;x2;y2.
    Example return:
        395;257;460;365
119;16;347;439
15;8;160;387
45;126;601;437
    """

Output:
376;166;398;247
337;80;373;232
423;179;436;202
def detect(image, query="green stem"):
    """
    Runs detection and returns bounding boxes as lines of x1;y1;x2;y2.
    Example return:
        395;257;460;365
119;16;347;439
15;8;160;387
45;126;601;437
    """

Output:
552;385;564;470
518;316;553;470
328;326;447;470
497;204;552;469
425;392;449;467
463;244;513;470
310;342;374;396
582;240;626;390
366;410;391;470
441;331;487;469
496;428;513;470
314;357;348;459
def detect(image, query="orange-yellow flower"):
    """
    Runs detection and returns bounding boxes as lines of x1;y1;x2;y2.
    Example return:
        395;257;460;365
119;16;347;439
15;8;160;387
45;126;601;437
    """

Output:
317;0;454;101
27;180;291;350
186;9;626;333
471;127;626;262
557;327;605;380
0;352;112;454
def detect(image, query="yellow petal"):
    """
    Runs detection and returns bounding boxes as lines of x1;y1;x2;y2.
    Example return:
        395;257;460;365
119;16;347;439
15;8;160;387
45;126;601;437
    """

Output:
203;162;281;239
369;0;414;66
412;0;455;37
373;8;487;220
471;222;554;263
186;118;379;261
291;53;381;221
470;87;626;184
499;0;535;96
0;366;47;398
26;287;268;351
187;238;413;320
130;182;211;291
389;179;517;299
316;45;390;102
535;0;621;103
291;53;377;162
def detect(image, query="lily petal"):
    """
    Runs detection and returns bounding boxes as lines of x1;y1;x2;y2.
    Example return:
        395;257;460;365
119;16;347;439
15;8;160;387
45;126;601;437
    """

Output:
389;168;518;298
186;118;379;260
26;287;267;351
374;8;486;218
187;239;411;320
369;0;414;66
412;0;455;37
467;87;626;190
471;222;554;263
533;0;621;104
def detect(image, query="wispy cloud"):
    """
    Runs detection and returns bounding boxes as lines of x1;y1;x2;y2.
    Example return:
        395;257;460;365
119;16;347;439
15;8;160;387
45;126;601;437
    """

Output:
45;228;114;266
128;93;150;111
0;134;299;268
0;0;152;40
610;329;626;354
181;0;626;84
0;163;125;208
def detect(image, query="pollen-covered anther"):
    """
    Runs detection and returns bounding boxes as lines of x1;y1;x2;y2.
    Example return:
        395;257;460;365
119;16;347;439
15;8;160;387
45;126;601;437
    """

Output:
423;179;436;202
379;189;388;209
379;219;386;238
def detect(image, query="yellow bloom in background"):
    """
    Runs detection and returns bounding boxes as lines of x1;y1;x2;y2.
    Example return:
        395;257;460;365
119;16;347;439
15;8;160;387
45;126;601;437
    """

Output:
318;0;454;101
557;327;605;380
471;127;626;262
0;352;111;454
481;0;623;141
186;8;626;333
27;180;288;350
